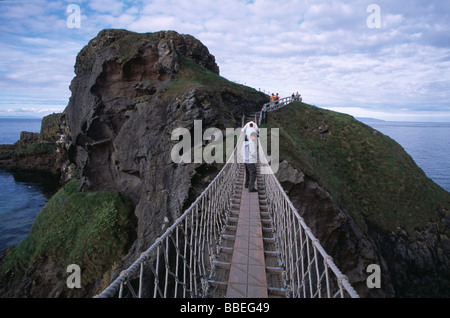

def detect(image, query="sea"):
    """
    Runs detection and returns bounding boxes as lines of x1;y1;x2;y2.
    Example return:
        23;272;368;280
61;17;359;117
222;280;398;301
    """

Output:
0;118;449;254
0;118;60;254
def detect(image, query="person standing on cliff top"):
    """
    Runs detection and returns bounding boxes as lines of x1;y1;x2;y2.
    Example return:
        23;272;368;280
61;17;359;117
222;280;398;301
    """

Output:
270;93;275;102
241;131;258;193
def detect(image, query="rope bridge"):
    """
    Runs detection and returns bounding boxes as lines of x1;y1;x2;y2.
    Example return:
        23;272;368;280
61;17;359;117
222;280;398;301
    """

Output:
95;106;359;298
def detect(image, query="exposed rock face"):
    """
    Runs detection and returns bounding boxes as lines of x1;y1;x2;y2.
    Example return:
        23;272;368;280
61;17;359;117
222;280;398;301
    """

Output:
0;29;267;298
0;144;16;161
0;114;67;177
279;162;450;298
280;174;393;298
16;132;40;149
375;215;450;297
65;29;267;274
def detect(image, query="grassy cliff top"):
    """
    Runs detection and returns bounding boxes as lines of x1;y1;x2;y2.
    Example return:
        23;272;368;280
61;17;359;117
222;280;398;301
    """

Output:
263;102;450;237
163;57;266;103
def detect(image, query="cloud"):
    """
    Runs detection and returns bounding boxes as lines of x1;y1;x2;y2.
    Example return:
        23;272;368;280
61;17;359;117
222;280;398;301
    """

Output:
0;0;449;120
88;0;126;16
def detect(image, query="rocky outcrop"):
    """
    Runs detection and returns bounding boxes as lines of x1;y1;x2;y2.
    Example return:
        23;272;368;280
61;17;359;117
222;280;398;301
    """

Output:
278;172;394;298
16;132;40;149
0;144;16;161
64;29;267;283
375;214;450;297
0;29;268;298
0;114;68;177
279;165;450;297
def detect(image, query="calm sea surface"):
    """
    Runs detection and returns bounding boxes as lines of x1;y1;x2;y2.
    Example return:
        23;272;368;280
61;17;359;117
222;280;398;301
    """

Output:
0;117;42;145
0;118;59;254
0;118;449;253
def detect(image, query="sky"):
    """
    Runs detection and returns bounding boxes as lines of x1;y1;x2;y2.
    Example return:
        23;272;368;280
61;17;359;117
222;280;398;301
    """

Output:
0;0;449;121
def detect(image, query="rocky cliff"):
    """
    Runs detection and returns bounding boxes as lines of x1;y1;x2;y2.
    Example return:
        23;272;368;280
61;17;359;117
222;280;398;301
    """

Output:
65;29;267;269
0;113;69;178
0;29;267;297
270;103;450;297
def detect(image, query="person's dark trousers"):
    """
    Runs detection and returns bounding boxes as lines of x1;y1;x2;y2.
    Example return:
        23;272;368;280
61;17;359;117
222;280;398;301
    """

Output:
245;163;257;191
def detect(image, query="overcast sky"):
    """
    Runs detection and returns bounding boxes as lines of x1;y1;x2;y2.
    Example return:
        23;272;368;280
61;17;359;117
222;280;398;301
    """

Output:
1;0;449;121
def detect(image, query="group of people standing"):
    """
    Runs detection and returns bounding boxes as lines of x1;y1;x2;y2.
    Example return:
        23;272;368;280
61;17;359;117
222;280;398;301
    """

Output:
269;93;279;103
291;92;302;101
269;92;302;103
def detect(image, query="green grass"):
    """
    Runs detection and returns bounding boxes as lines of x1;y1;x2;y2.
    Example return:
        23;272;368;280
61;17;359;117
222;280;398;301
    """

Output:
0;178;133;287
40;113;63;141
16;142;56;157
163;57;267;103
263;102;450;237
112;30;159;62
76;29;160;71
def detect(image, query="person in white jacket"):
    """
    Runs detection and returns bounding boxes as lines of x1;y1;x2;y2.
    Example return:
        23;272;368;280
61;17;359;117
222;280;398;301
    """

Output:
241;131;258;192
242;121;259;141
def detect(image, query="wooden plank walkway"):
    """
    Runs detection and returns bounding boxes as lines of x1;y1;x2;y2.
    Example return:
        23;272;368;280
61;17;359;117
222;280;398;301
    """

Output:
225;186;269;298
206;147;285;298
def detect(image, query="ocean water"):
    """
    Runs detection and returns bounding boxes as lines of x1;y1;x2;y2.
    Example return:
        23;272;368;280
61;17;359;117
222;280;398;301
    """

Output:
0;117;59;254
0;117;42;145
0;170;59;253
0;118;449;254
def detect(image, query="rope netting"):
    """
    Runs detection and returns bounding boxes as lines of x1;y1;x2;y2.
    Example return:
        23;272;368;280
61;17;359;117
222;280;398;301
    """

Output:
95;134;244;298
258;139;359;298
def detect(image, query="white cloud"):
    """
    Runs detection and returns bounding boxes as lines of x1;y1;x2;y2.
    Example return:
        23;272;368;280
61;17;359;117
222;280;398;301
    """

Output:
0;0;449;120
88;0;125;16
